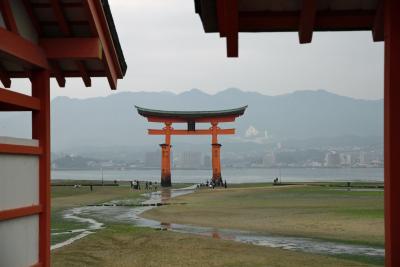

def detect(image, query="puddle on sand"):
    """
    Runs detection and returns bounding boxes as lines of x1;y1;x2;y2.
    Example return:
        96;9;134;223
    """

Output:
51;186;196;250
330;188;383;192
51;207;104;250
53;185;384;259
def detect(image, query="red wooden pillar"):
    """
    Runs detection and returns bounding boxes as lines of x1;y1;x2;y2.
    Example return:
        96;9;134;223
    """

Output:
31;70;51;267
211;122;222;184
384;1;400;266
160;122;172;187
160;144;171;187
211;144;222;184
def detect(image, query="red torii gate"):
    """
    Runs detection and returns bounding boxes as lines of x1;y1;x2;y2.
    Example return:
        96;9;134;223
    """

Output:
136;106;247;187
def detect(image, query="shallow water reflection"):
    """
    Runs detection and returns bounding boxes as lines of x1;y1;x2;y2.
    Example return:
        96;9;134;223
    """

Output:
56;185;384;259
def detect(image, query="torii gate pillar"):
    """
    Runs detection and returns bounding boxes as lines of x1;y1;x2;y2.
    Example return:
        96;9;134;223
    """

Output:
212;143;222;183
160;144;172;187
160;122;172;187
211;122;222;184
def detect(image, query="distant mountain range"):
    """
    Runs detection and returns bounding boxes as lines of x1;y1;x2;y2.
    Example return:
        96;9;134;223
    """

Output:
0;88;383;155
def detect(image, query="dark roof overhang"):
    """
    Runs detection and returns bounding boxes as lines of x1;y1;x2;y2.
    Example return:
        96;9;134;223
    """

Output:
135;105;247;120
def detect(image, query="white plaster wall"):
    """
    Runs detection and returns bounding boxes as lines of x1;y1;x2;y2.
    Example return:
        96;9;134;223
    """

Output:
0;137;39;211
0;136;38;147
0;215;39;267
10;0;38;43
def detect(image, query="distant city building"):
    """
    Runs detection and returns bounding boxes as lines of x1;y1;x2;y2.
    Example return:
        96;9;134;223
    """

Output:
359;151;383;167
324;151;341;167
178;151;202;169
339;153;352;166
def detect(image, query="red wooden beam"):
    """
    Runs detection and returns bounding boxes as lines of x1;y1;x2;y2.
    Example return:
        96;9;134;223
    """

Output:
84;0;122;89
384;1;400;266
31;2;83;8
372;0;384;42
0;87;41;111
7;70;107;78
22;0;43;36
0;144;42;155
40;38;102;60
239;10;375;32
225;0;239;57
49;61;66;87
216;0;227;37
0;0;19;34
0;63;11;88
50;0;71;36
148;128;235;135
0;27;49;69
47;1;97;88
0;205;43;222
31;71;51;267
76;61;91;87
299;0;317;44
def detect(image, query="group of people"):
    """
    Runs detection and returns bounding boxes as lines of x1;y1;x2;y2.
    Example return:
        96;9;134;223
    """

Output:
130;180;158;191
198;179;228;189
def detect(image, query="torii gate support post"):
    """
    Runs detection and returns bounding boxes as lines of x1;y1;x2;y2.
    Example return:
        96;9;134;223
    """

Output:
211;122;222;184
384;1;400;266
32;70;51;267
160;122;172;187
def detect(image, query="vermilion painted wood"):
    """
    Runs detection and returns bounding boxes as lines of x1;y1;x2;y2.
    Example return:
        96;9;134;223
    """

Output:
84;0;121;89
76;61;92;87
384;1;400;266
50;0;71;36
40;38;102;60
7;70;107;78
238;11;375;32
0;27;49;69
47;1;95;88
49;61;66;87
31;71;51;267
0;64;11;88
0;0;19;33
225;0;238;57
299;0;317;43
372;1;384;42
0;205;42;221
21;0;43;36
148;129;235;135
0;144;42;155
216;0;227;37
0;87;41;111
147;116;238;123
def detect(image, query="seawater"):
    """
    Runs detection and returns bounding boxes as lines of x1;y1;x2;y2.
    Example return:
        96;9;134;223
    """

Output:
52;167;383;183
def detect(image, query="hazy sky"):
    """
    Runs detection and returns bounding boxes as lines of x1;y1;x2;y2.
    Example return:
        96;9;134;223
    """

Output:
12;0;385;100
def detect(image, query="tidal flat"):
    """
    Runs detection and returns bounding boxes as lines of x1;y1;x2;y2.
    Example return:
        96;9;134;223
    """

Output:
51;181;384;267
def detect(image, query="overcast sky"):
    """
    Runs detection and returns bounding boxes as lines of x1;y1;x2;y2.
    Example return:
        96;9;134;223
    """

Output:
15;0;385;100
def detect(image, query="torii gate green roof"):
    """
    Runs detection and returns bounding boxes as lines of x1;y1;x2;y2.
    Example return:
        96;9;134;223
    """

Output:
135;105;247;119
